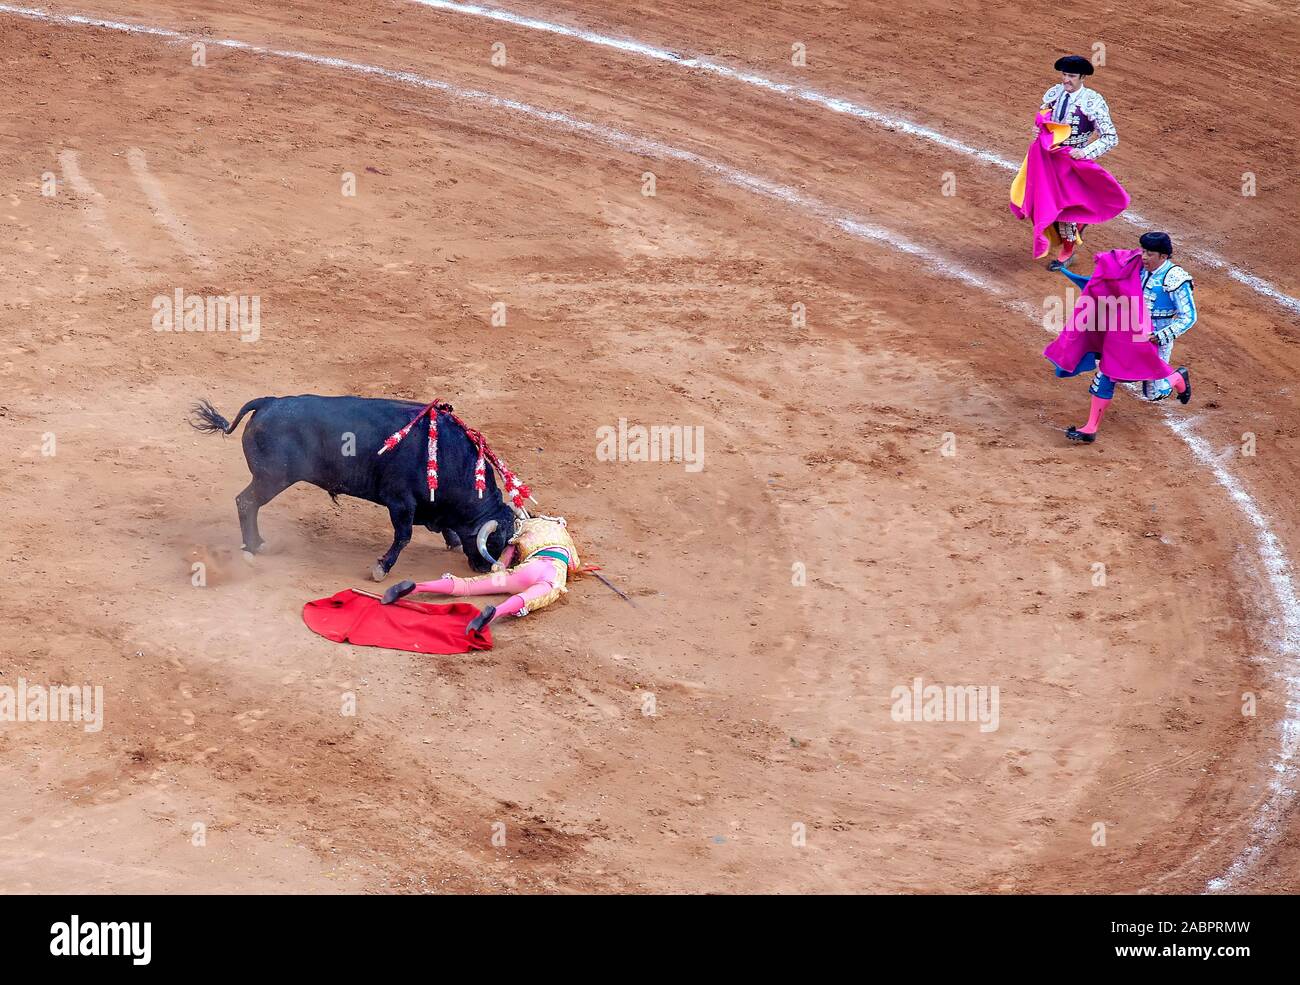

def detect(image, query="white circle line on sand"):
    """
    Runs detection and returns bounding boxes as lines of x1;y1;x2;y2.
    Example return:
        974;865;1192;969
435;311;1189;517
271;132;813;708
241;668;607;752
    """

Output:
405;0;1300;319
5;1;1295;892
0;4;996;294
1162;415;1300;891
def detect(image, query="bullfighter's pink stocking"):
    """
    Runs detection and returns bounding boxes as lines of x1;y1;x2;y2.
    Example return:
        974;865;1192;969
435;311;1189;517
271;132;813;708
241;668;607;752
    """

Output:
1079;395;1110;435
413;557;561;624
491;579;560;621
413;560;542;597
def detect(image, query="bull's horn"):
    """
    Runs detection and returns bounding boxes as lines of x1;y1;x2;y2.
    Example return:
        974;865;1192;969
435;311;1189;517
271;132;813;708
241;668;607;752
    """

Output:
475;520;500;566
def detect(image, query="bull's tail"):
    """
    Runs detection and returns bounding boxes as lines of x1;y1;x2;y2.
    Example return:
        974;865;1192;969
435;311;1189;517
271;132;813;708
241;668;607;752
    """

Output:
189;396;274;435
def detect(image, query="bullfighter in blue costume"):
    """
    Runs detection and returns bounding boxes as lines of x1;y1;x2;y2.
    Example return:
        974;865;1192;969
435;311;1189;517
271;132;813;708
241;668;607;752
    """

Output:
1058;231;1197;403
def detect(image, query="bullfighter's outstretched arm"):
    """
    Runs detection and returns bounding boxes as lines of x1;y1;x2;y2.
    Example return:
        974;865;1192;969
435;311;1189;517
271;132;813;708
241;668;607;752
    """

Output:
1057;266;1091;291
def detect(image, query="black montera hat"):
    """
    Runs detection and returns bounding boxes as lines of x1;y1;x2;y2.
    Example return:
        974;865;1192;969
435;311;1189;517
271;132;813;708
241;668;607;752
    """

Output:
1054;55;1095;76
1139;231;1174;256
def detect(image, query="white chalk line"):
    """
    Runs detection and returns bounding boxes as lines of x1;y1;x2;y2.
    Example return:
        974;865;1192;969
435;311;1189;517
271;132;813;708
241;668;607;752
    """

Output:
0;4;997;296
8;2;1297;891
1164;416;1300;891
409;0;1021;170
126;147;211;267
410;0;1300;889
408;0;1300;319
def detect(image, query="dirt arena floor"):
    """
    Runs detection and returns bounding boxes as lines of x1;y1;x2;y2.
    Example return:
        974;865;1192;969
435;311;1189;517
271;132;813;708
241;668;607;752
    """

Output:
2;1;1298;893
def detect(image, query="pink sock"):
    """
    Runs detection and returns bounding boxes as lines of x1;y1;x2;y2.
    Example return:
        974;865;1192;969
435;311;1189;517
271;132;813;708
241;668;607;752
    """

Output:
415;564;540;597
493;594;527;621
1080;395;1110;434
414;576;458;595
491;580;557;622
1166;370;1186;393
415;557;560;606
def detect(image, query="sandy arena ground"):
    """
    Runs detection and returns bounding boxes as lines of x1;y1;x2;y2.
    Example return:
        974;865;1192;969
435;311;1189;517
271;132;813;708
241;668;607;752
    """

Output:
1;1;1298;893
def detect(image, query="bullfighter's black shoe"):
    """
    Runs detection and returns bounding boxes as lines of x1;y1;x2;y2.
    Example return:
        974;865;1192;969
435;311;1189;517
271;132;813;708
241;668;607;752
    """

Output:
381;580;417;605
1066;426;1097;443
467;604;497;634
1177;367;1192;405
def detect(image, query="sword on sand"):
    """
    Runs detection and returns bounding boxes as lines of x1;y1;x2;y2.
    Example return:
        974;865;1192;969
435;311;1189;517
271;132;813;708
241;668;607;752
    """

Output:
590;570;636;606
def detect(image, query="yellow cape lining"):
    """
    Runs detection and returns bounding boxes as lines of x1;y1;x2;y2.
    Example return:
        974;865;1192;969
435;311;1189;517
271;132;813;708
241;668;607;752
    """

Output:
1010;119;1081;258
1009;119;1073;209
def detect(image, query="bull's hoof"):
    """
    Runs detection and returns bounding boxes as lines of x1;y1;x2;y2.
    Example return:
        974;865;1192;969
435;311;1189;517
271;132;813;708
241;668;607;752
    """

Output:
370;562;388;582
241;550;257;564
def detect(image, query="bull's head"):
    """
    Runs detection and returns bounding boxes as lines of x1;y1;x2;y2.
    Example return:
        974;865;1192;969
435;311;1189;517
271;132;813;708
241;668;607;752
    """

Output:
460;508;515;573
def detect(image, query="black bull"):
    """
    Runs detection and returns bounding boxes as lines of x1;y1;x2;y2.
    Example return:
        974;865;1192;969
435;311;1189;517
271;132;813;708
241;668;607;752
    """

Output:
190;395;516;578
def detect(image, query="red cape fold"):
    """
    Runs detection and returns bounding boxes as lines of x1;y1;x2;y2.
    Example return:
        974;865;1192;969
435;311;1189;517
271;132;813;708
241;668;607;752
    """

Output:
302;589;493;653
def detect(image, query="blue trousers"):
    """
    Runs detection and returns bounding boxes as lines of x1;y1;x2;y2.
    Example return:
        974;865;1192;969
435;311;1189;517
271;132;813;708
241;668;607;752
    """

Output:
1090;357;1175;402
1089;372;1116;400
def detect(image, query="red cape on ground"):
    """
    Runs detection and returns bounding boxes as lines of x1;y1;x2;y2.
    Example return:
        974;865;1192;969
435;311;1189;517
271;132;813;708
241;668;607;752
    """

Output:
302;588;492;654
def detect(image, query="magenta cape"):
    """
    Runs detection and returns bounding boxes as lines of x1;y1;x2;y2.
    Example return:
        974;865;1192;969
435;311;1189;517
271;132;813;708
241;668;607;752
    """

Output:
1009;113;1129;258
1044;249;1176;383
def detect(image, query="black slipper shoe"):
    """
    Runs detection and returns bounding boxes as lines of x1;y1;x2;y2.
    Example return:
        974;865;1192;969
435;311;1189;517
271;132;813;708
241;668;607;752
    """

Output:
467;604;497;635
1177;367;1191;405
1066;426;1097;443
381;580;417;605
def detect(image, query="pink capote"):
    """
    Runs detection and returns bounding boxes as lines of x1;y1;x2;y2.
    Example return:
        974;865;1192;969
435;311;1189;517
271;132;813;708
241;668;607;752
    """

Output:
1010;112;1130;258
1044;249;1176;382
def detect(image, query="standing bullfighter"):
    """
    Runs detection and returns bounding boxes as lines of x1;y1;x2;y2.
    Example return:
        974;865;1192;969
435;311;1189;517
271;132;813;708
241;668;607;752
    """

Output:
1057;231;1199;405
1044;243;1192;443
1037;54;1120;268
1137;232;1198;400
